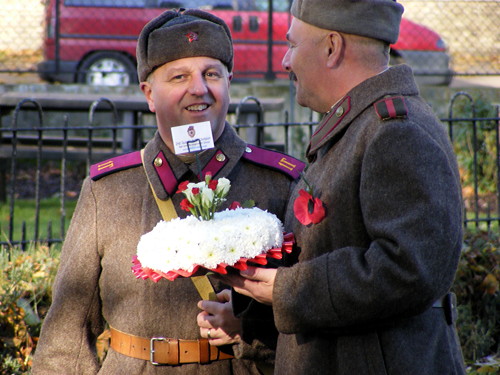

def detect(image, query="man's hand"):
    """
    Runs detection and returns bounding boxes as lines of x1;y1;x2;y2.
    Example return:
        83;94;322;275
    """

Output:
221;266;277;305
197;289;242;346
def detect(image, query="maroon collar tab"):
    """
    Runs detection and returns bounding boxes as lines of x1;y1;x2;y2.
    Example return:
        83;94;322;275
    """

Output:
374;96;408;120
152;151;178;196
202;149;229;178
90;151;142;181
308;97;351;155
242;145;305;180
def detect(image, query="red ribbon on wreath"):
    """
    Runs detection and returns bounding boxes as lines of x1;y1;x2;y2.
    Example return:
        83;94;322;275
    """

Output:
132;233;295;282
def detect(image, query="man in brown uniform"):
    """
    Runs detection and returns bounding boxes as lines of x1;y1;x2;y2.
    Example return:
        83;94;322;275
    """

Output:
223;0;467;374
32;9;304;374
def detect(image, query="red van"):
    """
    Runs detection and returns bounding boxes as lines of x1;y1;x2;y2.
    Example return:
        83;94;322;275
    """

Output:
38;0;452;86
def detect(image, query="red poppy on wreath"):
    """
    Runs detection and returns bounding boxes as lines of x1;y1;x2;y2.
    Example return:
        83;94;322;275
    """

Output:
293;178;326;225
180;198;194;212
229;201;241;210
176;180;190;193
208;178;218;191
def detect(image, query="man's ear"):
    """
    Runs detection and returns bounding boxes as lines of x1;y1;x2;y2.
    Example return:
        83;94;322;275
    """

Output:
140;81;156;113
326;31;345;69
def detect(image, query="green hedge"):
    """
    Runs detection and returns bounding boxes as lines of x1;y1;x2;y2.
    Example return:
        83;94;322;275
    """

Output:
453;230;500;373
0;244;59;374
1;230;499;373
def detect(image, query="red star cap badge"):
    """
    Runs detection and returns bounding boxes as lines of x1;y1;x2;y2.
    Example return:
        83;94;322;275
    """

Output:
185;31;198;43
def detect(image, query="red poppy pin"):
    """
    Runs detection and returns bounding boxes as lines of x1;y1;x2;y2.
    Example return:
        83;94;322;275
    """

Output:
185;31;198;43
293;176;326;225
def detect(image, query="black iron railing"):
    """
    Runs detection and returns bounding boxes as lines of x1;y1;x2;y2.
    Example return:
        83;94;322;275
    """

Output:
1;94;498;248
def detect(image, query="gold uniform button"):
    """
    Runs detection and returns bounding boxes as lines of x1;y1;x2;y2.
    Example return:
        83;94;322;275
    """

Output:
154;157;163;167
335;106;344;117
216;153;226;162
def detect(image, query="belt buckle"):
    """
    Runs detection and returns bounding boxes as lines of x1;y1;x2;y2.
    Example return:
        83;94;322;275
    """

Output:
150;337;168;366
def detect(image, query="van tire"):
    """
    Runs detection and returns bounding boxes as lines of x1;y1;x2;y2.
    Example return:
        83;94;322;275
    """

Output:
77;51;138;86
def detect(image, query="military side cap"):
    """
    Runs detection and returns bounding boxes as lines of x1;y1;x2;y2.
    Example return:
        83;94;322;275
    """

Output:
242;145;306;180
374;96;408;120
291;0;404;44
137;8;233;82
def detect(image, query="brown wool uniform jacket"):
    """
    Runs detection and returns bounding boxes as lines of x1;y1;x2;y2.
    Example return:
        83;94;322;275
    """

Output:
273;65;466;374
32;124;304;374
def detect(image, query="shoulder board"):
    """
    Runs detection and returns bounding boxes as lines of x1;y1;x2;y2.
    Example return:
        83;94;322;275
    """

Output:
374;96;408;121
90;151;142;181
242;145;306;180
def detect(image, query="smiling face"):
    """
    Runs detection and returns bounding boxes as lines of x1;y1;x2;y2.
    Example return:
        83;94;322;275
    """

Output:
140;56;232;150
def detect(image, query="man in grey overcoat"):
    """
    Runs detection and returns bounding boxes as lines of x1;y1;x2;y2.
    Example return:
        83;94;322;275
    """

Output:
223;0;467;374
31;9;304;374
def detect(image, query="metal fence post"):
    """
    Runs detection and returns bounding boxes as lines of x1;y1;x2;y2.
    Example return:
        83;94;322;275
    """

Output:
235;96;264;146
9;99;44;248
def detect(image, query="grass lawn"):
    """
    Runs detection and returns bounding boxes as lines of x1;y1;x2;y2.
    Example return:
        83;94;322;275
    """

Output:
464;212;499;233
0;198;77;244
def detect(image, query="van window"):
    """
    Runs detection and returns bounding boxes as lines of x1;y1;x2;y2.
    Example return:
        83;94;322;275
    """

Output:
64;0;234;9
63;0;289;11
245;0;290;12
64;0;148;7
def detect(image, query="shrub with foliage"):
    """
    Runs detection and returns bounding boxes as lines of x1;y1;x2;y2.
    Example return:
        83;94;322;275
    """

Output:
453;230;500;374
0;244;59;374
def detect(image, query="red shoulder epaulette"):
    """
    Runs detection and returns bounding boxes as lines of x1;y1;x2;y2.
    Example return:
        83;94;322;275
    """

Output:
90;151;142;181
374;96;408;121
242;144;306;180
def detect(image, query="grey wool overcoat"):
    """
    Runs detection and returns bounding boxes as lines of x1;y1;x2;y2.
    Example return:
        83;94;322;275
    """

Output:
273;65;466;375
32;124;304;374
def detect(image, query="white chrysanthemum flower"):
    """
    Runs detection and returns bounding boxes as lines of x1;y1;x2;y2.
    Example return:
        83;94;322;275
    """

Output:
136;207;284;274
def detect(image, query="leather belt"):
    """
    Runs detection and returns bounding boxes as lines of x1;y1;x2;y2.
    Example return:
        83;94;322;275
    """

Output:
109;327;234;366
431;292;457;325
